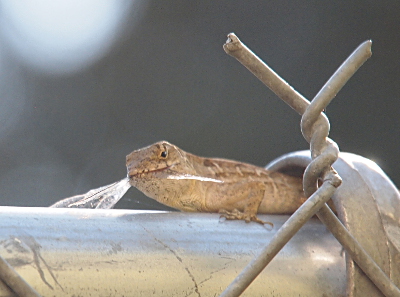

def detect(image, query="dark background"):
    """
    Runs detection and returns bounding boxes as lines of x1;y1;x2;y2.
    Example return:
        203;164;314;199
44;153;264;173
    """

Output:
0;1;398;209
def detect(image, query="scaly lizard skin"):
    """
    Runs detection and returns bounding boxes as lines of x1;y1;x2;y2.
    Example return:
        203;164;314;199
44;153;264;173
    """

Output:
126;141;306;224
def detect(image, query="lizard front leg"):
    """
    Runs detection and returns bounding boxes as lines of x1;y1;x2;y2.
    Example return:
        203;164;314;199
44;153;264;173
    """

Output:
205;181;273;226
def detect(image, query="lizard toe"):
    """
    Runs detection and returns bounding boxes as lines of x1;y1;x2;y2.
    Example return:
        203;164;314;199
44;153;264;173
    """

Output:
248;214;274;227
219;209;273;227
219;209;242;220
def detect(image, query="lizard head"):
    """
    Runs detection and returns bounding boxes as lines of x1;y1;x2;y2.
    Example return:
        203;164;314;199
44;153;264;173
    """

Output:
126;141;194;183
126;141;198;210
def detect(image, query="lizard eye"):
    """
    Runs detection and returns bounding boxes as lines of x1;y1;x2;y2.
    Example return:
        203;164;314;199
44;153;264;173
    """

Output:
159;150;168;159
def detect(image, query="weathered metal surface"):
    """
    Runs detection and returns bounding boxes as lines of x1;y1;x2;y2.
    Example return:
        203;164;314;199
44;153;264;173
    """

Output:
0;207;345;296
267;150;400;297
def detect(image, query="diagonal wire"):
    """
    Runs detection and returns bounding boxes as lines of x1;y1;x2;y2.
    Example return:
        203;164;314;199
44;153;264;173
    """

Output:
0;254;42;297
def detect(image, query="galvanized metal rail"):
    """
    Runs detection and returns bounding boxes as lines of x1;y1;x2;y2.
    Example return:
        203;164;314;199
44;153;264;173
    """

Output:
0;209;346;296
221;33;400;297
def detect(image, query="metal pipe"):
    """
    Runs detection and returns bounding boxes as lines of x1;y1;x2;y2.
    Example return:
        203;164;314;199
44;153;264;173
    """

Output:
0;207;345;296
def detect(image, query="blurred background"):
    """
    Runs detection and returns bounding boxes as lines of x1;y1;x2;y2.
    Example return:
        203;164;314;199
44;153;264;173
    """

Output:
0;1;398;209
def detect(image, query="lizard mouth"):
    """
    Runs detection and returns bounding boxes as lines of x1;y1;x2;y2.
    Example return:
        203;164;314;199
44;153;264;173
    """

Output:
128;164;177;179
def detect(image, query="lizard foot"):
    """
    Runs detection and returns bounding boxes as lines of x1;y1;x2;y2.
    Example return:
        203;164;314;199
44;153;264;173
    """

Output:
219;209;273;227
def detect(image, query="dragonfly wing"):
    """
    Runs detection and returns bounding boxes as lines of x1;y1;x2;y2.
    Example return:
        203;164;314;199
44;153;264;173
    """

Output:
49;178;131;209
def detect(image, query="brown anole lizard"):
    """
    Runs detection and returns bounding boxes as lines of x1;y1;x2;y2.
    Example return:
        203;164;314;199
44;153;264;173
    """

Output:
127;141;306;225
